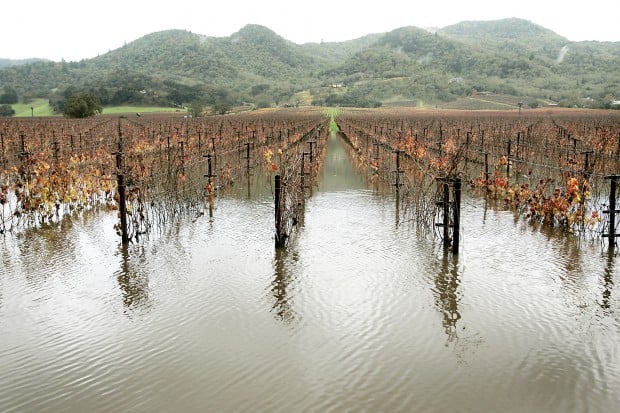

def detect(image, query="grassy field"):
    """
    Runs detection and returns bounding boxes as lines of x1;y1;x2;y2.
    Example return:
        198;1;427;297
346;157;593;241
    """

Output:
102;105;182;115
9;100;184;117
12;99;55;117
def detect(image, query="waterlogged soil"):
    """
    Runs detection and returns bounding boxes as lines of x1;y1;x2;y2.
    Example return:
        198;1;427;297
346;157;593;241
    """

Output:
1;134;619;412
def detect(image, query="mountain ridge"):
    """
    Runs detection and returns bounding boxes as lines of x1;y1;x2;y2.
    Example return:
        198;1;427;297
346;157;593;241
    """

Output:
0;18;618;111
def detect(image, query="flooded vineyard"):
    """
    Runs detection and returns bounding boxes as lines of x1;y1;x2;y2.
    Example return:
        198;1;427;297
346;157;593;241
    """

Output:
1;109;619;412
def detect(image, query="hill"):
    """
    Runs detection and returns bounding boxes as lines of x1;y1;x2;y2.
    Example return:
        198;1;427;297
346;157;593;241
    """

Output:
0;58;48;69
0;19;618;112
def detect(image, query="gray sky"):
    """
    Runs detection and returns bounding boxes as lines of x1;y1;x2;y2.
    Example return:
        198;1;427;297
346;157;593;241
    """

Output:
2;0;618;61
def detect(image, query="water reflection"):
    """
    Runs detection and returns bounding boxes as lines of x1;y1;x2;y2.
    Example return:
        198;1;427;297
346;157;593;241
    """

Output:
536;221;585;276
1;239;12;309
116;245;150;311
271;247;298;324
2;131;619;412
434;252;461;344
601;249;616;311
395;191;401;228
17;215;78;283
319;133;367;192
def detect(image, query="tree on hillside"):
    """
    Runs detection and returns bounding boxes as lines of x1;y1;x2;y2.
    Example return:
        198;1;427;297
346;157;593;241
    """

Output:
212;100;233;115
188;100;205;117
0;104;15;117
164;80;203;107
63;92;103;118
0;86;18;104
206;87;235;115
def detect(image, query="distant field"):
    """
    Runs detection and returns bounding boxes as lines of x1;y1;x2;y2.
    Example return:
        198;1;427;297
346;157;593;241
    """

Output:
12;99;55;117
102;105;182;115
440;97;517;111
439;93;548;110
10;101;183;117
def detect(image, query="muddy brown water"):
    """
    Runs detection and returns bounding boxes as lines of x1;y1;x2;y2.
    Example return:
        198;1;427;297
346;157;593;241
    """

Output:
1;134;618;412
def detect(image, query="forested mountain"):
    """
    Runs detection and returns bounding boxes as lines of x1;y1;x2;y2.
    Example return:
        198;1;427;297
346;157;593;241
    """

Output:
0;58;48;69
0;18;618;112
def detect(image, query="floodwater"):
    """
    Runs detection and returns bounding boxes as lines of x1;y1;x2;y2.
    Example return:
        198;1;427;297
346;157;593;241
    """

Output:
1;134;619;412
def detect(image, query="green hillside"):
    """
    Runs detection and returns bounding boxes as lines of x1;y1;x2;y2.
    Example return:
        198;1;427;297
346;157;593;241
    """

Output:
0;19;618;114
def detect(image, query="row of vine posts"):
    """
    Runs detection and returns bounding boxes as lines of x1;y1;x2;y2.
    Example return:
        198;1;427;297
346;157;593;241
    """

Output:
0;110;330;247
335;110;620;254
1;109;618;254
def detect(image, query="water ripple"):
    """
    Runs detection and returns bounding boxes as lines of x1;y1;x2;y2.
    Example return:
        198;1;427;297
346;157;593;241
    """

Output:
1;172;619;412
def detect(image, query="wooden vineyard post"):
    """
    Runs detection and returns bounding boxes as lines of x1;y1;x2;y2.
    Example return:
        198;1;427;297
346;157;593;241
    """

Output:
308;141;315;163
465;132;471;162
484;152;490;182
18;133;30;179
203;153;217;191
1;132;5;169
166;136;171;162
452;178;461;255
117;172;129;245
178;140;186;176
442;180;450;249
113;140;129;245
505;139;512;182
583;151;593;180
603;175;619;250
203;153;217;217
393;150;403;191
275;174;284;248
301;152;308;192
436;177;462;255
51;136;60;164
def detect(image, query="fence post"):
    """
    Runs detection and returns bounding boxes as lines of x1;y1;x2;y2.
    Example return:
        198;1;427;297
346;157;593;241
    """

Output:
117;172;129;245
275;174;284;248
203;153;217;189
308;141;315;163
0;132;5;168
603;175;619;249
443;179;450;249
506;139;512;182
452;178;461;254
178;140;186;175
583;151;593;180
301;152;306;191
166;136;171;162
18;133;30;179
113;140;129;245
484;152;490;182
393;150;403;190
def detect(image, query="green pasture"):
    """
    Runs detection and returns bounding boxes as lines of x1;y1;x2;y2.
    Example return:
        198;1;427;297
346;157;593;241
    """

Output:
102;105;182;115
12;99;55;117
9;100;183;117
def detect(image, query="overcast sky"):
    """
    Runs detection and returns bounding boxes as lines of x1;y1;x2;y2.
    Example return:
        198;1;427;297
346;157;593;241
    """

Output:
2;0;618;61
